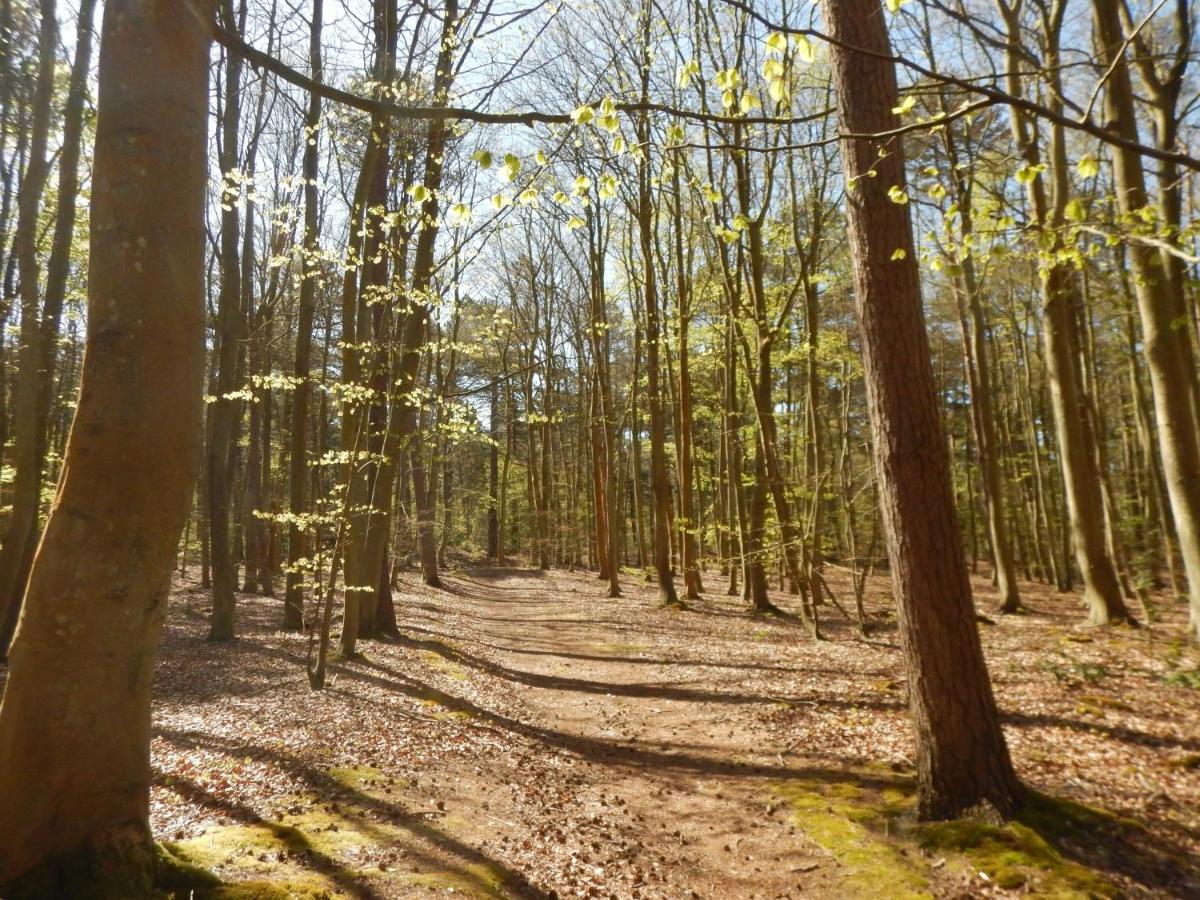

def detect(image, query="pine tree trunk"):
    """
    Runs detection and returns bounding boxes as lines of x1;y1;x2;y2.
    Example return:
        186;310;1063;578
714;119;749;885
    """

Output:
823;0;1021;819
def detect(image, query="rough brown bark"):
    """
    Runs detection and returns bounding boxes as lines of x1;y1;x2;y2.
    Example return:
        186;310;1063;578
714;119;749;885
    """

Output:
823;0;1022;819
0;0;210;886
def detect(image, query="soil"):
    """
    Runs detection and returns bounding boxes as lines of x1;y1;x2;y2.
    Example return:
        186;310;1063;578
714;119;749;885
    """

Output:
64;564;1200;897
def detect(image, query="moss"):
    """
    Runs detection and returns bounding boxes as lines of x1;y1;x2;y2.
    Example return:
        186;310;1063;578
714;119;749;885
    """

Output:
155;842;222;893
400;862;509;897
418;650;469;681
165;809;377;873
777;777;1132;899
326;765;385;788
163;817;357;899
207;879;333;899
161;877;333;900
1075;694;1134;713
417;694;475;720
162;788;512;899
775;780;931;900
5;823;160;899
432;708;475;722
918;792;1124;898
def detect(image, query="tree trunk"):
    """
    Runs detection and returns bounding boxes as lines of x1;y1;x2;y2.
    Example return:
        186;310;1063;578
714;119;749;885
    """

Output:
0;0;209;887
941;121;1022;613
207;0;246;642
1093;0;1200;640
0;0;96;658
999;0;1130;624
0;0;57;656
823;0;1021;820
672;169;702;599
488;377;501;561
283;0;323;631
637;2;680;607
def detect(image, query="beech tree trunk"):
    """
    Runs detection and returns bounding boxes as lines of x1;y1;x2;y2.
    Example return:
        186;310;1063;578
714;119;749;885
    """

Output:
0;0;96;658
637;1;680;607
283;0;322;631
672;168;703;600
1093;0;1200;640
207;0;246;641
998;0;1131;625
488;377;501;561
389;0;457;591
0;0;57;657
0;0;210;888
823;0;1022;819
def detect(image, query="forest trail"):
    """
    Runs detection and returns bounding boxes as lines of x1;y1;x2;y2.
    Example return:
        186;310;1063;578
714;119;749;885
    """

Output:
397;566;827;898
147;566;1200;899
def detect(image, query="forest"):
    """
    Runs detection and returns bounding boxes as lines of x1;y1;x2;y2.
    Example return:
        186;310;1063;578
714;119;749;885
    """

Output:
0;0;1199;896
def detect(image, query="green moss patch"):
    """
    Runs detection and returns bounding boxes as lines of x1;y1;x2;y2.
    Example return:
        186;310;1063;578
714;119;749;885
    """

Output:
326;765;386;789
775;778;930;899
399;862;508;896
162;775;520;900
777;776;1137;898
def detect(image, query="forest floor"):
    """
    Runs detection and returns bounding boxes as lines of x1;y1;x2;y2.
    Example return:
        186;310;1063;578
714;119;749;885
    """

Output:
49;564;1200;897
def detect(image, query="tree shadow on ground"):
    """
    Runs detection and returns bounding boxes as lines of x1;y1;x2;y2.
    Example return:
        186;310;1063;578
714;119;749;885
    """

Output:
155;773;381;899
342;657;896;781
154;727;551;900
387;629;905;710
392;621;895;676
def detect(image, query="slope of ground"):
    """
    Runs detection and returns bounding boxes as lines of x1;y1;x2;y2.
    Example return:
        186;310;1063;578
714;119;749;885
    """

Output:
10;563;1198;898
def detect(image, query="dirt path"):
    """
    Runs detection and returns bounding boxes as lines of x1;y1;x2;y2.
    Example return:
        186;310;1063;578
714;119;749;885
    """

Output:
147;564;1200;899
406;567;828;899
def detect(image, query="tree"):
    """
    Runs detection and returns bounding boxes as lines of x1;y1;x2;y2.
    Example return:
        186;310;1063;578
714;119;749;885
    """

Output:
282;0;324;632
0;0;97;657
1092;0;1200;641
0;0;57;657
207;0;247;642
997;0;1133;626
636;0;682;609
0;0;211;889
821;0;1022;819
